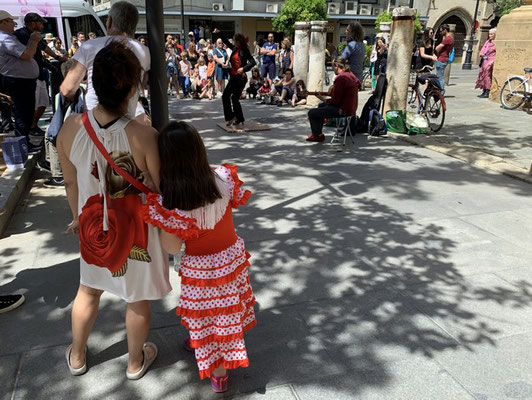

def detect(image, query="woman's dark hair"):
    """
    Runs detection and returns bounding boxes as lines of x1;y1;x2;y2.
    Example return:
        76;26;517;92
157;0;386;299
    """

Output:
296;79;306;90
158;121;222;211
422;27;433;46
233;33;246;49
347;22;364;42
284;68;293;76
93;40;141;114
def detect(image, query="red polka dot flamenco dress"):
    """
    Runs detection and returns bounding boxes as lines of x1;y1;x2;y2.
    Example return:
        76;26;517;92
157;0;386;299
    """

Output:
142;164;256;379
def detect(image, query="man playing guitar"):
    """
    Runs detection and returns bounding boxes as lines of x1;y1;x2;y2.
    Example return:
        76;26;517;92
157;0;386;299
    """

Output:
306;57;361;142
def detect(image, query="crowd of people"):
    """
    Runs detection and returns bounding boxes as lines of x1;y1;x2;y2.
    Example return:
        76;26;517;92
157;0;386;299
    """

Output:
158;28;312;111
0;9;103;187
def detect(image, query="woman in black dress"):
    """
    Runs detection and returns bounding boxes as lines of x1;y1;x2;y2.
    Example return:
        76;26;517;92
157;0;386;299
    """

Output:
418;27;435;67
213;28;256;128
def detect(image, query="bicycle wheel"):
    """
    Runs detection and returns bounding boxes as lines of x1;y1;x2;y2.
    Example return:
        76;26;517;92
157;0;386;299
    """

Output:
500;77;527;110
407;84;420;111
362;72;372;91
423;90;445;132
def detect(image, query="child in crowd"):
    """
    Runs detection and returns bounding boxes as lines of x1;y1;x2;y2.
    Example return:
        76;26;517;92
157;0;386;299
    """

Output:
191;66;203;98
179;53;192;98
199;78;214;100
245;67;262;99
197;57;207;85
257;78;271;101
290;80;308;107
142;121;256;393
206;53;216;80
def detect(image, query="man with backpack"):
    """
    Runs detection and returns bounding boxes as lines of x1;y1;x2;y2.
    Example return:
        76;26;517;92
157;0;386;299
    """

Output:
432;24;454;92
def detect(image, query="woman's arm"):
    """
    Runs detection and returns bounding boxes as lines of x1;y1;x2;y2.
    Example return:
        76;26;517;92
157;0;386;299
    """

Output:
57;116;81;232
289;51;294;69
213;29;233;51
160;230;183;254
242;48;256;73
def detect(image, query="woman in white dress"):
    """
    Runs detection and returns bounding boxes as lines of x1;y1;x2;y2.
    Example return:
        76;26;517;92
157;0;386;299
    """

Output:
57;41;171;379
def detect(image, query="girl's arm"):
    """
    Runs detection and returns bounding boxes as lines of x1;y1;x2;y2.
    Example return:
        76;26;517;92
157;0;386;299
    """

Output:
160;230;183;254
289;51;294;69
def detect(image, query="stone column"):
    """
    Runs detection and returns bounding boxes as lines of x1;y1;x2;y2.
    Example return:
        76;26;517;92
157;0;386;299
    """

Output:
444;24;456;86
306;21;328;107
379;21;392;44
294;22;311;85
383;7;416;116
490;0;532;106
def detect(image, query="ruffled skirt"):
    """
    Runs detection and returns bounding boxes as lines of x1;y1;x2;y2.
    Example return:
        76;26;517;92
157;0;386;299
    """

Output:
177;237;256;379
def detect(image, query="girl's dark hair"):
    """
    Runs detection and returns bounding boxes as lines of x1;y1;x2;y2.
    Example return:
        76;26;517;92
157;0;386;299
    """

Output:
296;79;306;90
347;22;364;42
158;121;222;211
333;56;351;72
233;33;246;49
93;40;141;114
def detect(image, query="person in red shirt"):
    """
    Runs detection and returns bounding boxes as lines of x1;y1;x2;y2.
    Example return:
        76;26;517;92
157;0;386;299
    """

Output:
212;28;256;128
432;24;454;92
306;57;361;142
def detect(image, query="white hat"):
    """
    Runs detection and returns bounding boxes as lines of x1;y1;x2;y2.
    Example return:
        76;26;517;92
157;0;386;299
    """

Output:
188;31;194;36
0;10;15;21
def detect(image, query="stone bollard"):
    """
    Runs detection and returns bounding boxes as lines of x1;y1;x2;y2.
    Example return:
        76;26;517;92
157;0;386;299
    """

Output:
294;22;311;85
383;7;416;117
306;21;328;107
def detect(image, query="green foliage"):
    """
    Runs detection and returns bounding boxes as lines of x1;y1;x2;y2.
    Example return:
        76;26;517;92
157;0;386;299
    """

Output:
364;44;372;63
494;0;523;16
272;0;328;35
374;11;392;31
374;10;423;34
337;41;347;54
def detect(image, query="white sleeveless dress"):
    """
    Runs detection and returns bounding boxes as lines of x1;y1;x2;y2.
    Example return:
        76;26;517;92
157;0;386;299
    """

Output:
69;110;172;302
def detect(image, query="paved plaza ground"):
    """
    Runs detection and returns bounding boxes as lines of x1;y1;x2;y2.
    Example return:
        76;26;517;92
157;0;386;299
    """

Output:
1;70;532;400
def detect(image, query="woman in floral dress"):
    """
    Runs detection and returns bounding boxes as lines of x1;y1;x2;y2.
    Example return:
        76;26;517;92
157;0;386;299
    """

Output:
57;42;171;380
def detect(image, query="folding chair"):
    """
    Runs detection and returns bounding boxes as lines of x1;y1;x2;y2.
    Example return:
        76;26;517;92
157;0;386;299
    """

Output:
330;115;356;146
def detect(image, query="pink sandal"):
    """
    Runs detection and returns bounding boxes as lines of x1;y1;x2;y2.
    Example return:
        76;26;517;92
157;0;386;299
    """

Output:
183;338;194;352
210;373;228;393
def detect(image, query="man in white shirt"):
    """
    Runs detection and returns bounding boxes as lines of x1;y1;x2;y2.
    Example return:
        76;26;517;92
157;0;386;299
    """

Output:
60;1;150;124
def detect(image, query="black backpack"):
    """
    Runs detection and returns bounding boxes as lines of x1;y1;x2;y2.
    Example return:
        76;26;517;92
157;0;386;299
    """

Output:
357;74;387;133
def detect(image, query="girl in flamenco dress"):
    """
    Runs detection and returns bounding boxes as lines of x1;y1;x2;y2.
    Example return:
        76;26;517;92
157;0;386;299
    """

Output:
142;120;256;393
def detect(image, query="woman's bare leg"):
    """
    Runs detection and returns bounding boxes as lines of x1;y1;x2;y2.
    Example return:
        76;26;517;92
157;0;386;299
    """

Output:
70;284;103;368
212;365;227;377
125;300;154;373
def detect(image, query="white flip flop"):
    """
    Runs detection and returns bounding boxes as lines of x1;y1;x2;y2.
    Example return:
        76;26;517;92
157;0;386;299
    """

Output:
126;342;158;380
65;344;88;376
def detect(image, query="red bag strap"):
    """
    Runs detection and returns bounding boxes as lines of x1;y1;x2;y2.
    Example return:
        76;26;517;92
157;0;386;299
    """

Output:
82;112;152;194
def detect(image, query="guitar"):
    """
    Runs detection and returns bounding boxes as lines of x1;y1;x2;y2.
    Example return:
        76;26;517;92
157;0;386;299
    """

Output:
300;90;331;97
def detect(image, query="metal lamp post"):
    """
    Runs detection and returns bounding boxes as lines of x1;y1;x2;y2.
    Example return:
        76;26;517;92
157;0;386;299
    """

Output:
145;0;168;131
462;0;481;70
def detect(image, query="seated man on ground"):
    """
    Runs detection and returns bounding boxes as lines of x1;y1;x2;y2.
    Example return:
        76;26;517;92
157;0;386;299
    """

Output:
306;57;360;143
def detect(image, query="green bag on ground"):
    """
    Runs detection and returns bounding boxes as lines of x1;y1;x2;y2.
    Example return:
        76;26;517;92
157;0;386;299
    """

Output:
385;110;406;134
406;112;430;135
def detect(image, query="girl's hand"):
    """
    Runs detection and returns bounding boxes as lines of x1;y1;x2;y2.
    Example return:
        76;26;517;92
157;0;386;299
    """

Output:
67;219;79;235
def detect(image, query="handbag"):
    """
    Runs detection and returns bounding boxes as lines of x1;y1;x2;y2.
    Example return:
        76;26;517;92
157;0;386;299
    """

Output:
79;112;153;276
479;57;484;68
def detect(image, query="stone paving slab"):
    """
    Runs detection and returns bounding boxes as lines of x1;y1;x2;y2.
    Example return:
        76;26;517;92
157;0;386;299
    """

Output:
433;332;532;400
0;354;20;400
292;356;475;400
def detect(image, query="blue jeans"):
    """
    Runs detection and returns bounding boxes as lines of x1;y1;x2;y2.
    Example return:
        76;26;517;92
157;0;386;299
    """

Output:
178;76;190;95
435;61;448;91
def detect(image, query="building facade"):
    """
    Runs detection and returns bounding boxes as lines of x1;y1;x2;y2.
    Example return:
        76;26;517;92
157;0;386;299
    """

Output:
89;0;495;64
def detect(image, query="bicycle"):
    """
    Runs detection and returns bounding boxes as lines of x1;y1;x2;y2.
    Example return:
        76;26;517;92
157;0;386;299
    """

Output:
500;67;532;110
360;67;372;91
407;65;446;132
